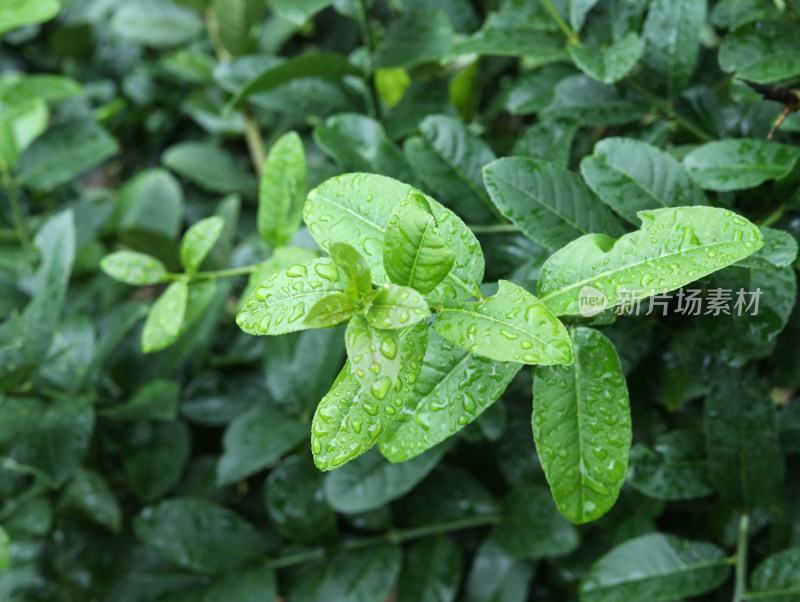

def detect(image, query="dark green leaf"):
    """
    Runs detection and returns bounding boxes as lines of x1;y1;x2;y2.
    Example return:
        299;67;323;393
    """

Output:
162;142;257;195
211;0;263;57
372;8;453;69
125;421;190;502
541;75;648;126
115;168;185;239
465;540;534;602
511;120;579;168
110;0;203;48
397;536;463;602
736;227;798;269
142;281;188;353
200;567;277;602
750;547;800;601
269;0;335;25
101;380;180;421
258;130;305;248
64;468;122;533
568;33;642;85
718;20;800;83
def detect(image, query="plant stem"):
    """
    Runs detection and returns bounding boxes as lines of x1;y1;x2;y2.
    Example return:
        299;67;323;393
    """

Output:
626;79;714;142
540;0;580;45
1;161;30;248
356;0;381;118
760;204;785;228
468;223;520;234
267;514;498;569
732;513;750;602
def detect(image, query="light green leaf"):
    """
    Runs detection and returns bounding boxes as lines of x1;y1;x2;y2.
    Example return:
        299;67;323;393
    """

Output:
0;0;60;35
751;547;800;601
718;20;800;83
0;526;8;571
541;75;648;126
17;119;119;191
239;247;319;309
304;292;356;328
162;141;256;195
258;130;306;248
533;327;630;524
580;137;706;225
568;33;642;85
580;534;730;601
434;280;573;365
683;139;800;191
142;281;188;353
379;329;520;462
372;8;453;69
483;157;625;250
180;217;225;274
101;251;169;285
236;258;347;335
365;283;430;329
211;0;263;57
345;316;403;399
383;192;456;294
269;0;334;25
323;443;447;512
327;241;373;300
404;114;497;222
537;207;763;316
640;0;706;100
312;322;427;470
304;173;484;302
736;227;798;269
111;0;203;48
397;536;463;602
491;486;579;560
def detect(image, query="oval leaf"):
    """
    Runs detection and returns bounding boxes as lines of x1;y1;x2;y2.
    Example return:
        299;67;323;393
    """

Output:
142;281;188;353
180;216;224;274
304;292;356;328
365;283;431;330
258;130;306;248
751;547;800;600
718;20;800;83
327;241;372;300
101;251;168;285
345;316;403;400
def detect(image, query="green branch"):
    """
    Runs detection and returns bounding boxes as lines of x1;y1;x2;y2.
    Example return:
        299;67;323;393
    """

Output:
732;513;750;602
540;0;580;46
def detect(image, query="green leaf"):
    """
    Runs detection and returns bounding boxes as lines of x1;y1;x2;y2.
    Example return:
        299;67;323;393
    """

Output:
433;280;573;365
628;430;713;501
323;443;447;512
511;119;579;168
312;322;428;470
580;137;706;225
264;455;338;544
404;115;497;222
101;251;169;285
580;533;730;601
568;33;642;85
327;241;373;300
0;396;94;487
365;283;431;329
64;468;122;533
379;329;520;462
541;75;648;126
100;379;180;421
537;207;763;316
304;293;357;328
718;20;800;83
704;366;784;510
570;0;599;30
483;157;625;250
0;0;60;35
464;540;534;602
304;173;484;302
216;405;307;485
142;281;188;353
17;119;118;191
533;327;631;524
683;139;800;191
258;130;306;248
383;192;456;293
211;0;263;57
491;486;579;560
346;316;405;399
640;0;706;100
133;498;270;575
751;547;800;601
110;0;203;48
711;0;782;29
505;64;577;116
313;113;418;185
180;217;225;274
0;526;8;571
269;0;335;25
397;536;463;602
736;227;798;269
115;168;185;239
236;258;347;336
199;567;277;602
227;52;362;109
162;142;257;195
124;421;190;502
372;8;453;69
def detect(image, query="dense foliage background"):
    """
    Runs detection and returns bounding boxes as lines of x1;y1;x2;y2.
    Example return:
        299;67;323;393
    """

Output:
1;0;800;600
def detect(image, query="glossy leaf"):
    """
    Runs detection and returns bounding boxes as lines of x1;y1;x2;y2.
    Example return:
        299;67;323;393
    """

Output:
211;0;262;57
433;280;573;365
142;281;188;353
133;498;270;575
580;533;730;601
328;241;372;300
346;316;403;398
533;327;630;524
0;0;60;35
750;547;800;601
236;258;347;336
180;216;224;274
304;292;356;328
568;33;642;85
372;8;454;69
718;20;800;83
379;329;520;462
736;227;798;269
269;0;335;25
464;540;534;602
323;444;447;512
684;139;800;191
304;172;484;302
383;192;456;293
101;251;169;285
364;283;430;329
580;137;706;225
491;486;579;560
64;468;122;533
541;75;648;126
397;536;463;602
110;0;203;48
258;130;306;248
483;157;625;250
537;207;763;316
640;0;706;99
162;142;256;195
511;119;579;168
313;322;428;470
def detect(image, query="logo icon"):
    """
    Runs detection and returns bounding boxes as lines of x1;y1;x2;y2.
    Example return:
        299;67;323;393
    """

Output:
578;286;608;317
